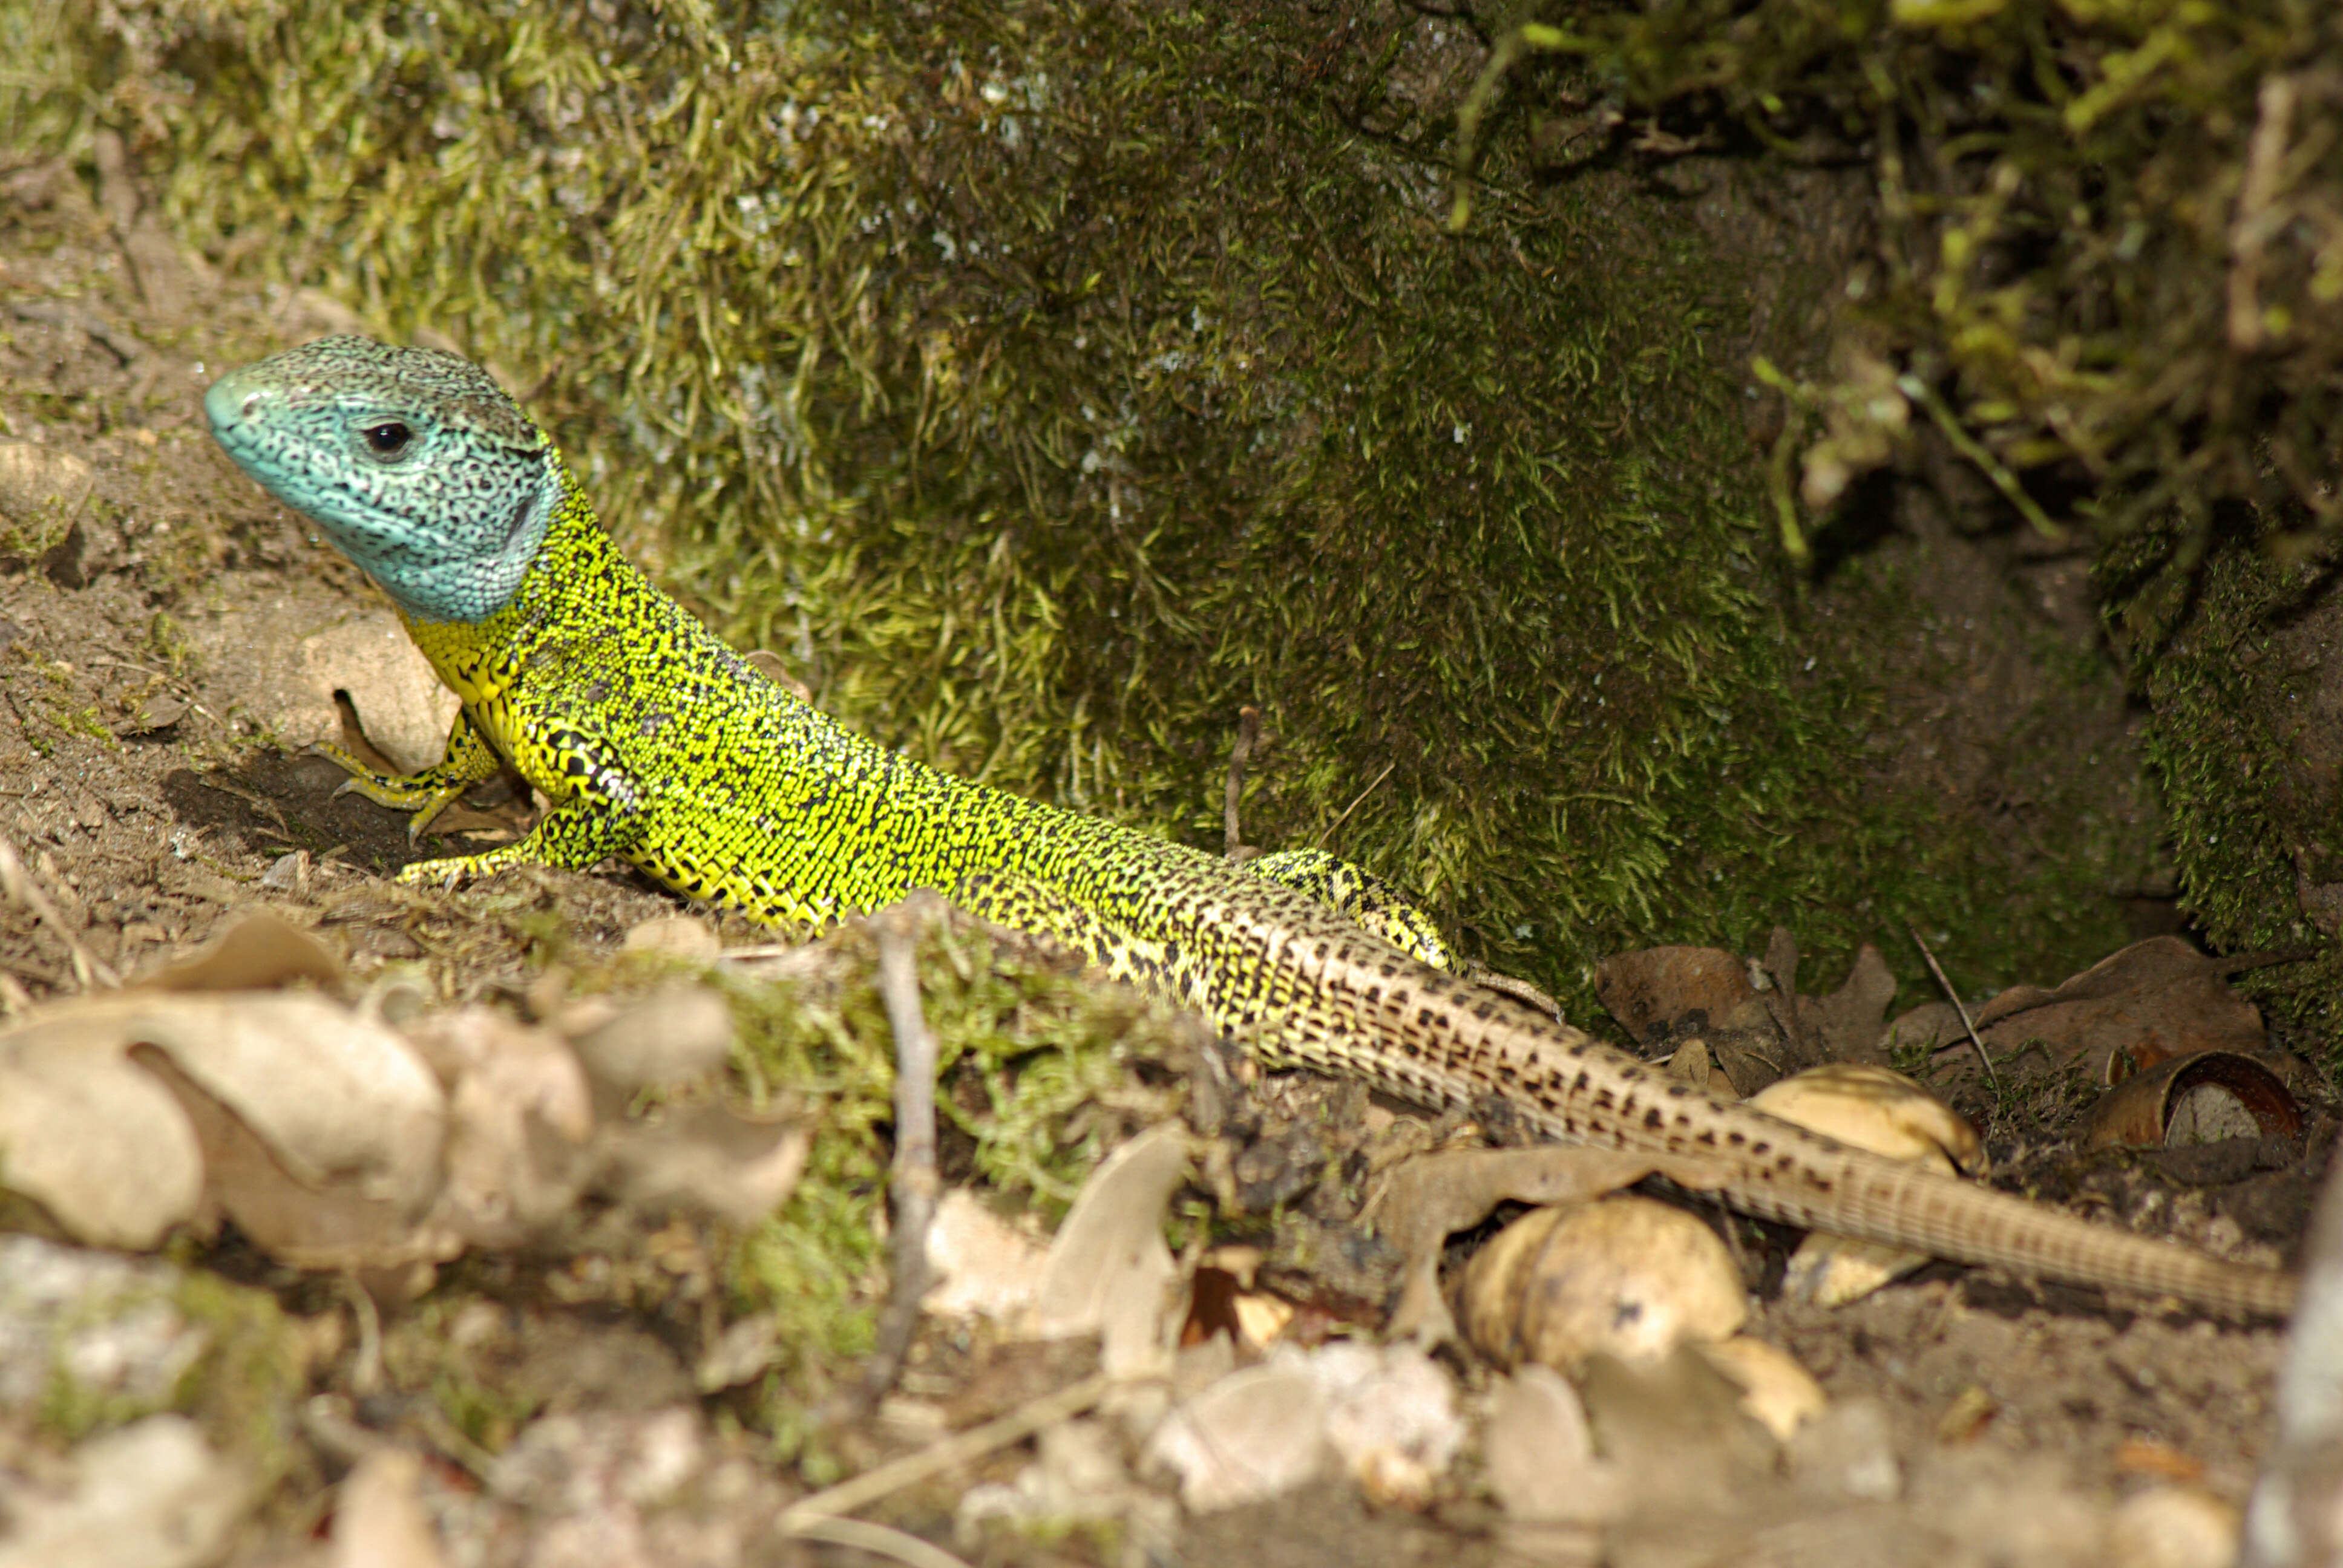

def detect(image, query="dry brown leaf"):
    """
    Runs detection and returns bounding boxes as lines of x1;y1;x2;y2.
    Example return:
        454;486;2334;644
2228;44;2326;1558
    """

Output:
0;1034;202;1248
1808;943;1898;1063
924;1188;1049;1322
135;907;346;995
565;984;733;1094
1887;936;2267;1087
1594;946;1754;1047
0;994;445;1258
595;1102;810;1228
133;1045;454;1271
1032;1123;1190;1376
409;1009;596;1248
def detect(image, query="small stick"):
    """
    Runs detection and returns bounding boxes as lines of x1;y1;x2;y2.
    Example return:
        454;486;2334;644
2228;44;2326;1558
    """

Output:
1224;705;1262;860
1910;927;1998;1090
0;834;119;990
1312;760;1397;851
785;1516;975;1568
852;893;945;1419
780;1370;1118;1532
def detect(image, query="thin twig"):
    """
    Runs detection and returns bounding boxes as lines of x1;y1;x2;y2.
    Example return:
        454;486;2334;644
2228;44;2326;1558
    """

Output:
342;1272;384;1397
1312;760;1397;851
779;1370;1118;1533
785;1515;976;1568
1910;927;1999;1090
851;893;945;1420
1223;705;1262;860
0;834;118;990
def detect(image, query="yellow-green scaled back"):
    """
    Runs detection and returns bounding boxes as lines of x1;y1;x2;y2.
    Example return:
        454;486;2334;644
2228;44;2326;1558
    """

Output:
205;337;1455;1027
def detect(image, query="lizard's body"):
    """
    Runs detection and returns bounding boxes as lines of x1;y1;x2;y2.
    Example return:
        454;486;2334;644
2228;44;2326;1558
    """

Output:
208;338;2298;1320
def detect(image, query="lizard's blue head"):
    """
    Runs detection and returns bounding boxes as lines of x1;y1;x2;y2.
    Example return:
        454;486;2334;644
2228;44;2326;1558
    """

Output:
206;336;557;623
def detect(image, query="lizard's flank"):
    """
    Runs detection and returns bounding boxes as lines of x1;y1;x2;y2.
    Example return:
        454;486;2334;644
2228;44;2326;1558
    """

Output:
207;336;2299;1321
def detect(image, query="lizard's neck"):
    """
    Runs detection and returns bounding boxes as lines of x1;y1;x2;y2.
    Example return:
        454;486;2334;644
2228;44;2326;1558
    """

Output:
394;463;612;706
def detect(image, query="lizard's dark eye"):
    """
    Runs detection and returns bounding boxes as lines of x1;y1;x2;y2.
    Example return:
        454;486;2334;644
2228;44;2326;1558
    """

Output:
364;422;413;456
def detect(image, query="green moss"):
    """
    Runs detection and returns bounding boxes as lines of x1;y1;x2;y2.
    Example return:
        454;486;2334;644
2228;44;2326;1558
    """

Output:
13;0;2167;1011
722;913;1184;1453
2101;517;2341;1049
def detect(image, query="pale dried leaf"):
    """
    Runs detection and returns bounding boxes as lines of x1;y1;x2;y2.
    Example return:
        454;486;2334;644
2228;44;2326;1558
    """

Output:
1142;1364;1331;1511
421;1010;597;1247
1032;1123;1190;1375
598;1103;810;1227
566;984;733;1093
0;1039;201;1248
136;908;346;995
332;1450;451;1568
923;1187;1048;1322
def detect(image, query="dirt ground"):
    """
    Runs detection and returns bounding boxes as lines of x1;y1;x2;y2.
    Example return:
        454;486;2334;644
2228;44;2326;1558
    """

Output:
0;153;2327;1567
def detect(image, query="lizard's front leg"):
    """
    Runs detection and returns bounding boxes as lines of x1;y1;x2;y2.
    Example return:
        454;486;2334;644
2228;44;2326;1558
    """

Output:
318;708;503;840
396;723;648;888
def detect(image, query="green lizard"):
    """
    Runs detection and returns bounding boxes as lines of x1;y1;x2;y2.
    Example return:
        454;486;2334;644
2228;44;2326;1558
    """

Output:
206;336;2297;1319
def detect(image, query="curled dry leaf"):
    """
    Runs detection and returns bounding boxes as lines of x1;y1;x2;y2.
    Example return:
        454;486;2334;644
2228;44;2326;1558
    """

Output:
595;1102;811;1229
1032;1123;1190;1377
405;1008;596;1248
0;1031;202;1248
1748;1064;1978;1307
0;994;445;1259
1884;935;2267;1088
1376;1145;1720;1345
1594;946;1756;1047
923;1187;1049;1322
565;984;734;1094
1460;1196;1747;1374
135;908;347;995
